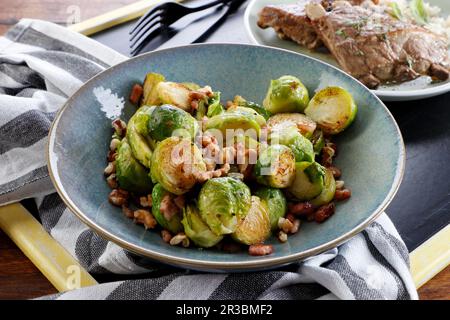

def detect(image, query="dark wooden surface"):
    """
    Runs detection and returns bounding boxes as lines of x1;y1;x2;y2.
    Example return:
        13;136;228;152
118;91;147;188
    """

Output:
0;0;448;300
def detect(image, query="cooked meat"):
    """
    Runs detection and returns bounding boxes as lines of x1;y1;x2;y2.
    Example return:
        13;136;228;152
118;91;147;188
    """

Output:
258;0;323;49
306;2;450;88
257;1;379;50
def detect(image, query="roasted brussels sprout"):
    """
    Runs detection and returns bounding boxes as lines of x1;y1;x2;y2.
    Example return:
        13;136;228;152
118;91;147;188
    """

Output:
267;113;317;138
147;104;198;142
305;86;357;135
151;184;183;233
270;127;315;163
198;177;251;235
232;196;271;245
182;204;223;248
288;162;325;201
226;106;267;127
142;73;165;106
126;106;155;168
206;92;224;117
254;187;287;231
233;96;272;120
311;129;325;156
115;138;153;194
150;136;206;195
311;167;336;206
263;75;310;114
205;112;261;137
157;81;192;111
254;144;296;188
181;82;201;90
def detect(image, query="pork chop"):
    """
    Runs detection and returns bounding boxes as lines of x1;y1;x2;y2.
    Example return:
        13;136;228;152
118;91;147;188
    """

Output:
306;2;450;88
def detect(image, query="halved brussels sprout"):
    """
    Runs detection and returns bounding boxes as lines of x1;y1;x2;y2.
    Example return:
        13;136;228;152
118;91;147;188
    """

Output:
115;138;153;194
127;106;155;168
310;129;325;156
263;75;310;114
233;96;272;120
147;104;198;142
311;167;336;206
182;82;201;90
157;82;191;111
267;113;317;138
254;144;296;188
150;136;206;195
142;73;165;106
287;162;325;201
152;184;183;233
254;186;287;231
205;112;261;137
270;127;315;163
206;92;224;117
198;177;251;235
305;86;357;135
231;196;271;245
226;106;267;127
182;204;223;248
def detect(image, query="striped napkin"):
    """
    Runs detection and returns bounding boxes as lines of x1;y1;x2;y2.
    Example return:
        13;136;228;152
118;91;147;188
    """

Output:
0;19;418;300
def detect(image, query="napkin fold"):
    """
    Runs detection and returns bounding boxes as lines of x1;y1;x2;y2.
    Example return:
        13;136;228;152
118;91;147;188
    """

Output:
0;19;418;300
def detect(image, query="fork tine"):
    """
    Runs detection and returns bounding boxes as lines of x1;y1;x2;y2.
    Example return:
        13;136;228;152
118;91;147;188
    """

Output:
130;11;162;42
129;18;162;48
130;25;164;56
129;3;166;35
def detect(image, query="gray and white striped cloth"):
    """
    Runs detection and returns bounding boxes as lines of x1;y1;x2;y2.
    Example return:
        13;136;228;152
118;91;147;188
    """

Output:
0;19;418;300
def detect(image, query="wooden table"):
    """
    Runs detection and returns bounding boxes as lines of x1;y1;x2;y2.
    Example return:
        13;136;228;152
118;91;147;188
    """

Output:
0;0;448;300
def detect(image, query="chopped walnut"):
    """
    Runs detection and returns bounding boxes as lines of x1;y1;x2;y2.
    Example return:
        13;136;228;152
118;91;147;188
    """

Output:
334;189;352;201
290;219;301;234
122;205;134;218
134;209;157;229
161;230;172;243
139;195;153;208
278;217;294;234
108;189;128;207
194;163;230;183
160;194;180;221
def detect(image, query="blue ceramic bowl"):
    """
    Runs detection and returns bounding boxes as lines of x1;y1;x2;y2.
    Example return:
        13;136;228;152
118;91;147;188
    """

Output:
48;44;405;272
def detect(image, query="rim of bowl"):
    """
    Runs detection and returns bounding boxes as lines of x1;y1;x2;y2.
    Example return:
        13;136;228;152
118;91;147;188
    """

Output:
243;0;450;101
47;43;406;271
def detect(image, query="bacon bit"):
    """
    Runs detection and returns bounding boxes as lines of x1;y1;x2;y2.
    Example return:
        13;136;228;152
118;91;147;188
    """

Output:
106;173;118;189
160;194;180;221
190;100;199;110
249;244;274;256
321;145;335;167
329;166;341;178
112;119;127;137
314;203;336;223
173;195;185;210
334;189;352;201
107;150;117;162
122;205;134;218
129;83;143;104
288;202;315;216
161;230;173;243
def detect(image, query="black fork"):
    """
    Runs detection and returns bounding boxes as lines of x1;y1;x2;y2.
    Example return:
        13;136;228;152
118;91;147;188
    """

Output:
129;0;231;56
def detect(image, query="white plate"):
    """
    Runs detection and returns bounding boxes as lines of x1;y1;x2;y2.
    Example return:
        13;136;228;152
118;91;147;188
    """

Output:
244;0;450;101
